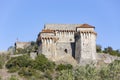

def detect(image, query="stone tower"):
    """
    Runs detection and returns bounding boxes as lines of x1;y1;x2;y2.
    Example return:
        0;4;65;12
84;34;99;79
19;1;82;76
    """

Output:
37;24;97;65
75;24;97;65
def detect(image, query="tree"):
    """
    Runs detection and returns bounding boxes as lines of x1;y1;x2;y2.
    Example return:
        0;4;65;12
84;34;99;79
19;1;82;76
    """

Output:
96;45;102;53
107;46;113;53
103;46;113;53
103;46;120;56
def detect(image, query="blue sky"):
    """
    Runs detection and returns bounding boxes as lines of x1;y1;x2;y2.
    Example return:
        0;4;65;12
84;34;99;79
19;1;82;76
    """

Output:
0;0;120;50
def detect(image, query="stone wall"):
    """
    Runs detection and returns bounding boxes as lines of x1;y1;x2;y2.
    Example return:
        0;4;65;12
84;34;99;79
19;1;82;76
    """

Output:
56;42;75;57
56;31;75;43
37;24;97;65
15;42;31;49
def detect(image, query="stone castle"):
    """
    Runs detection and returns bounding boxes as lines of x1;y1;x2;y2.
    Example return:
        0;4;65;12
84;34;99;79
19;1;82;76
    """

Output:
37;24;97;64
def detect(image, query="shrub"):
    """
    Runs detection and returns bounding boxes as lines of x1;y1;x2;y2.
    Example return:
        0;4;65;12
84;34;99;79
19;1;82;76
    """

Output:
44;70;53;80
0;59;3;69
6;55;33;72
15;48;27;54
56;70;74;80
96;45;102;53
56;61;120;80
33;54;55;72
0;76;1;80
56;64;73;71
0;54;10;69
9;75;19;80
18;67;35;77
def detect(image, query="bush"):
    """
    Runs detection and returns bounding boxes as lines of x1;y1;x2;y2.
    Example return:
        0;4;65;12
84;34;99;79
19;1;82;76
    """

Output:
5;52;120;80
6;53;56;79
56;70;73;80
56;61;120;80
56;64;73;71
6;55;33;72
103;46;120;57
9;75;19;80
0;76;1;80
18;67;35;77
0;58;3;69
15;48;27;54
44;70;53;80
0;54;10;69
96;45;102;53
33;54;55;72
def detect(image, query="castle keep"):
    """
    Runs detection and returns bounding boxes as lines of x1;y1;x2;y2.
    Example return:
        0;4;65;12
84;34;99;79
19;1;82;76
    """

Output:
37;24;97;64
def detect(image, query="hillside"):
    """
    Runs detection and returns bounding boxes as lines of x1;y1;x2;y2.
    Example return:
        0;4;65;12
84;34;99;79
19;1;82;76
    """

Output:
0;42;120;80
0;49;120;80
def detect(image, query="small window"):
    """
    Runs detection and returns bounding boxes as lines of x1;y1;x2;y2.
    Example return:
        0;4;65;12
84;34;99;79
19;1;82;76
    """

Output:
64;49;68;53
70;39;72;41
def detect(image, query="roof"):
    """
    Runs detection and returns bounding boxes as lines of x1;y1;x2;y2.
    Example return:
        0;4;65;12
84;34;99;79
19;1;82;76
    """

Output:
44;24;82;30
41;29;54;33
76;24;95;28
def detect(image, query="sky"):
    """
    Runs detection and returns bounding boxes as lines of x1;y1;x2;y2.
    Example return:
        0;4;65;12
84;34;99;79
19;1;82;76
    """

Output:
0;0;120;50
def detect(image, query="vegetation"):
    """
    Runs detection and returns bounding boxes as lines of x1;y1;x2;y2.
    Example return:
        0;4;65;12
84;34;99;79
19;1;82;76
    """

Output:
0;53;9;69
5;54;55;79
33;54;55;72
15;48;27;54
9;75;19;80
15;41;38;54
0;76;1;80
6;55;32;73
56;64;73;71
56;60;120;80
103;46;120;56
3;43;120;80
96;45;120;56
5;53;120;80
96;45;102;53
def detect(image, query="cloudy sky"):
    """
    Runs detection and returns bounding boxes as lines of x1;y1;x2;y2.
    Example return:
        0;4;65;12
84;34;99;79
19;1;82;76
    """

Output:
0;0;120;50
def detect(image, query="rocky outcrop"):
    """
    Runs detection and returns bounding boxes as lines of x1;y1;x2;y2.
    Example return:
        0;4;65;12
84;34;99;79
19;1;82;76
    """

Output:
47;53;77;66
97;53;120;64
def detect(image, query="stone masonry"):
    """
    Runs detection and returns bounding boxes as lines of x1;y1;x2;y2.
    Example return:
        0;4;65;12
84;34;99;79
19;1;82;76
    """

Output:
37;24;97;65
15;42;31;49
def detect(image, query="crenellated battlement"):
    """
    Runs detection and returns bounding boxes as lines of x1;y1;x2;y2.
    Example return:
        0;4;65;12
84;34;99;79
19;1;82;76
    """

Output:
37;23;97;65
41;37;59;43
80;30;97;36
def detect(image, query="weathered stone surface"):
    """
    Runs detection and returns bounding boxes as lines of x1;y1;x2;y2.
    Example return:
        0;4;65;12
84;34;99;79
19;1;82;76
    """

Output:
15;42;31;49
30;52;37;60
97;53;120;64
48;53;77;66
37;24;97;65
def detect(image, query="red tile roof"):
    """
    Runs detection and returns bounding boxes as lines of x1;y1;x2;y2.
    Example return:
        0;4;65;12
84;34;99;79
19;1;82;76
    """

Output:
77;24;95;28
41;29;54;33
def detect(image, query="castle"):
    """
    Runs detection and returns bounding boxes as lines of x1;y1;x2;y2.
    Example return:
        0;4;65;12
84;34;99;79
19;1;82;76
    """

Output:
37;24;97;64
